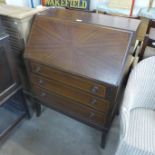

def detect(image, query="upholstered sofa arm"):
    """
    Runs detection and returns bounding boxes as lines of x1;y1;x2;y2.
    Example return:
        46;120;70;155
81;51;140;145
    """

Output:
116;57;155;155
122;56;155;111
116;108;155;155
119;57;155;139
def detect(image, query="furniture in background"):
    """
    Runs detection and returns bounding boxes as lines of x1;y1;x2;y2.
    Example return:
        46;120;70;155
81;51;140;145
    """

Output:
0;4;47;90
0;89;29;140
0;0;5;4
138;0;155;41
0;29;19;103
96;0;155;42
147;19;155;33
0;4;46;53
24;8;140;148
0;29;29;140
115;56;155;155
96;0;154;17
138;20;155;60
139;27;155;59
96;0;139;17
139;8;155;20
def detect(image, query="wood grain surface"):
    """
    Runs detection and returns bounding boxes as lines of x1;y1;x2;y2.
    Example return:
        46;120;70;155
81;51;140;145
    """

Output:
24;9;138;86
24;9;139;142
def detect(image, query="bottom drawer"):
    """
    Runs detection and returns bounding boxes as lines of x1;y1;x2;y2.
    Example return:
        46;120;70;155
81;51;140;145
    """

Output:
32;85;108;130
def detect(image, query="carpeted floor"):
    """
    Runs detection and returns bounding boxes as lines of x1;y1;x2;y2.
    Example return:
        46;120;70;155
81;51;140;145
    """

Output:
0;108;120;155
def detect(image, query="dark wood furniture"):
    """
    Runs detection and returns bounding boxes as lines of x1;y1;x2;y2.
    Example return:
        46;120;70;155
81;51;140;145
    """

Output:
0;89;29;140
24;8;140;147
140;28;155;60
0;31;19;105
147;19;155;34
139;20;155;60
0;30;29;140
0;5;47;91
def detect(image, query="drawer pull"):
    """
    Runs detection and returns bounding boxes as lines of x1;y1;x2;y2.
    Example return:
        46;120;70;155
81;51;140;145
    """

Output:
35;66;41;73
91;99;97;105
39;79;44;85
89;112;95;119
41;92;46;97
91;86;99;94
152;42;155;47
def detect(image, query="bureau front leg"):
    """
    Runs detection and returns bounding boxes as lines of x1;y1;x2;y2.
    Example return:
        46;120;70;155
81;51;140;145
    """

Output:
35;102;41;117
101;130;108;148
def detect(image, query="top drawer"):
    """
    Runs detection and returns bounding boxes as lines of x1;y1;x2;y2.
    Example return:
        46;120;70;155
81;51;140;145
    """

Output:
29;62;107;98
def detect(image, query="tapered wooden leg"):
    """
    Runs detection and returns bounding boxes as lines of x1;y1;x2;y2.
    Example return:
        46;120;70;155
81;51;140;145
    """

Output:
101;131;108;148
35;102;41;117
116;108;120;116
22;92;31;119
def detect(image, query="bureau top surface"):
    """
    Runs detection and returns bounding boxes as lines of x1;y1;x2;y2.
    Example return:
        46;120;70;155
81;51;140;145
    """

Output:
38;8;140;32
25;9;137;86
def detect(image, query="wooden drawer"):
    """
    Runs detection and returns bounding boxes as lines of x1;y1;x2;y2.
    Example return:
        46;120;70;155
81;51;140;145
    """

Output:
30;74;111;114
32;85;107;129
30;62;106;98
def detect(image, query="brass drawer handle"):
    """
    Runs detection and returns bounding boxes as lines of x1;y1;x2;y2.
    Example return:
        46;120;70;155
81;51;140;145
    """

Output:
91;86;99;94
91;99;97;105
41;92;46;97
35;66;41;73
89;112;95;119
39;79;44;85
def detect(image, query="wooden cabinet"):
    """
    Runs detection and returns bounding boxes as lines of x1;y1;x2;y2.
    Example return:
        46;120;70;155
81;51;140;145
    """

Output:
24;8;140;147
0;32;19;105
0;30;29;140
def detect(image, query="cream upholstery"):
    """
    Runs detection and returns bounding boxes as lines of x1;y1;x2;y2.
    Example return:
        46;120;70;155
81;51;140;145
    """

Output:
115;56;155;155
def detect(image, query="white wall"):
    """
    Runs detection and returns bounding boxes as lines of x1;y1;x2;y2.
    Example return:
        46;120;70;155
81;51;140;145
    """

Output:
90;0;108;10
5;0;40;8
135;0;155;8
6;0;30;7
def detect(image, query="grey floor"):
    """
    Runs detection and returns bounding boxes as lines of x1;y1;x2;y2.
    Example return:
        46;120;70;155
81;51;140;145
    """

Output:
0;108;120;155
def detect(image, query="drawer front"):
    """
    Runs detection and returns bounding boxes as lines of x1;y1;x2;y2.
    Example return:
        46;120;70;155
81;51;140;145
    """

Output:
30;74;111;114
30;62;106;98
33;85;107;129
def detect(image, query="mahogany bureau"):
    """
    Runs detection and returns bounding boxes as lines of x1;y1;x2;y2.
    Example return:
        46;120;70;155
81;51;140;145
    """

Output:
24;8;140;147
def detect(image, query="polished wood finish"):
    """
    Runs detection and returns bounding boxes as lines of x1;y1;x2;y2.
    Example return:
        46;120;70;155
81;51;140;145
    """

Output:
32;85;107;129
25;14;135;85
38;8;140;32
24;9;139;147
30;73;111;113
30;62;109;98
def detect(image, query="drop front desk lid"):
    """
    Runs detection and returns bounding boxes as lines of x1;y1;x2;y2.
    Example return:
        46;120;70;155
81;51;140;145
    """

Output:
24;8;140;86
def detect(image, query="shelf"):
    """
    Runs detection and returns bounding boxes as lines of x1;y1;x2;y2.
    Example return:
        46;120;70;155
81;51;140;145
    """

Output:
0;90;28;139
